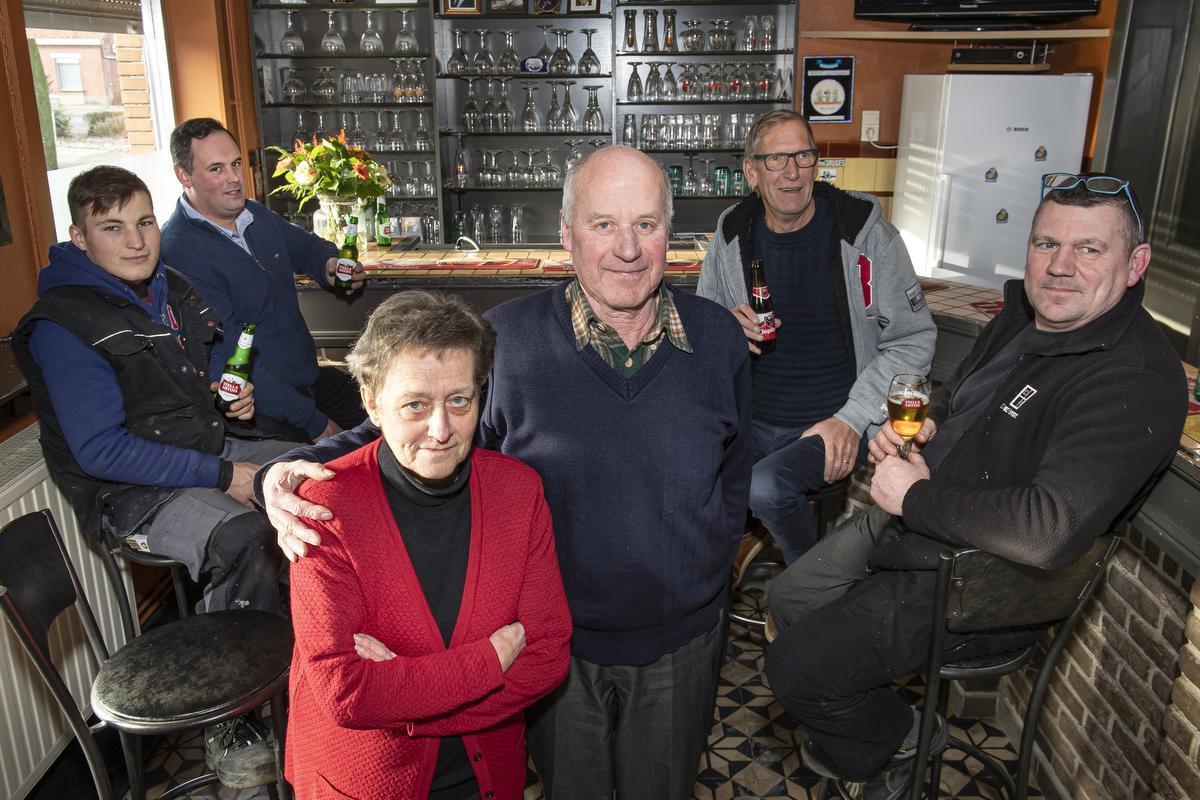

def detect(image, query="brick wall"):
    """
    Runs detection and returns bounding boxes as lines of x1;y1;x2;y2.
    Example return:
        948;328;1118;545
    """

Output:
996;528;1196;800
113;34;154;154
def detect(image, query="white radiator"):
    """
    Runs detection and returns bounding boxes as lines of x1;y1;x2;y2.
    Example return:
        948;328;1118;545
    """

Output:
0;423;131;800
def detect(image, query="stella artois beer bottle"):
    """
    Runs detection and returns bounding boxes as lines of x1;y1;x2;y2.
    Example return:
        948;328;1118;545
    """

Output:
375;198;391;247
335;216;358;290
215;323;255;414
750;259;776;354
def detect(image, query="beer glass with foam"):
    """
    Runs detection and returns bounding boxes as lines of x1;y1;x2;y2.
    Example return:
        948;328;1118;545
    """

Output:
887;373;929;459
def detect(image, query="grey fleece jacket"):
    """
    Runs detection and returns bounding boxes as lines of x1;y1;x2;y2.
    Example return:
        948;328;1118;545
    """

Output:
697;183;937;438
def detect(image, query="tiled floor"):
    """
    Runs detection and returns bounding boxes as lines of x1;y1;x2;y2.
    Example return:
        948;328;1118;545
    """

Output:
141;566;1039;799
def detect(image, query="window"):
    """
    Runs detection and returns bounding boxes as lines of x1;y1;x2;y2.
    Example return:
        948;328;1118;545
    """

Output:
54;57;81;91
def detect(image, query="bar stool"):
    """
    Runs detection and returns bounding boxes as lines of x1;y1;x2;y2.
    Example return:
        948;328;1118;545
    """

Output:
97;532;193;642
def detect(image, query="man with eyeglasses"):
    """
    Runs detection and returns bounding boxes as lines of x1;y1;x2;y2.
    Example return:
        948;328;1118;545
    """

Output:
698;110;936;574
763;172;1185;799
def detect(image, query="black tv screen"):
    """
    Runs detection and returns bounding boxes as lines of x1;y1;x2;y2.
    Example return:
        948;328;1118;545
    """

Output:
855;0;1100;27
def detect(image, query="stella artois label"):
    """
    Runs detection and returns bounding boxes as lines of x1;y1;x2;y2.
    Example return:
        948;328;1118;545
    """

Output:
901;397;923;409
217;373;247;402
756;311;777;340
752;286;771;301
336;258;356;280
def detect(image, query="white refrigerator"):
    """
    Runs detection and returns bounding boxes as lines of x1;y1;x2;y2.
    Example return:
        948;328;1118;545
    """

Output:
892;74;1093;290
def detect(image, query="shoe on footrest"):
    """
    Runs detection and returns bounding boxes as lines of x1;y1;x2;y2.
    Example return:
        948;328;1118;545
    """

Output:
204;716;276;789
731;528;767;588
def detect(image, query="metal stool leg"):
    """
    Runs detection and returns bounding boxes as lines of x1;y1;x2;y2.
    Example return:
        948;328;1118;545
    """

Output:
118;730;145;800
270;688;293;800
99;543;137;642
169;564;191;618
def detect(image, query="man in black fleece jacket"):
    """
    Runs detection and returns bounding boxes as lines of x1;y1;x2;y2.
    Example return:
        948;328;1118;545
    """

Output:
764;174;1187;799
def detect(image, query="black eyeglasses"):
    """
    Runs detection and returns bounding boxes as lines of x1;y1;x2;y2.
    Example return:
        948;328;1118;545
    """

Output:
1040;172;1144;242
752;149;820;172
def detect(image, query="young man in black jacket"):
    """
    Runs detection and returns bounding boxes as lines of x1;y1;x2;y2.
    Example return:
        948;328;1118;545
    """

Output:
764;174;1187;799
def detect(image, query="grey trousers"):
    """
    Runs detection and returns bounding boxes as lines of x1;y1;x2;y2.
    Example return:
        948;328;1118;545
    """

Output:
131;437;302;613
526;612;727;800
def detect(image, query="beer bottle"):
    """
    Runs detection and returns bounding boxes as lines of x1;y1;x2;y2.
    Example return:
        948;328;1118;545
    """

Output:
750;259;776;354
375;198;391;247
335;215;358;290
215;323;255;414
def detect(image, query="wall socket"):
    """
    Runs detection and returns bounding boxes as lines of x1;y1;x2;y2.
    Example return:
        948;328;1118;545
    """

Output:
861;110;880;143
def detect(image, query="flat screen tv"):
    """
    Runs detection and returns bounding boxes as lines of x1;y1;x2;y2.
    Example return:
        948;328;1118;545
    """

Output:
854;0;1100;29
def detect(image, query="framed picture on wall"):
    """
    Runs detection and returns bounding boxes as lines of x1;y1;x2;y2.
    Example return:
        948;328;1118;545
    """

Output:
487;0;527;14
441;0;482;15
567;0;598;12
533;0;562;14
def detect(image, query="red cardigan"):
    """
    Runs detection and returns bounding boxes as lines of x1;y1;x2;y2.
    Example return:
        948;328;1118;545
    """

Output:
285;442;572;800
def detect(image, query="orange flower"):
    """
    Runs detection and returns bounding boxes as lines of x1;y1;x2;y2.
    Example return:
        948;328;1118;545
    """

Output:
354;162;370;180
337;129;348;144
278;155;294;171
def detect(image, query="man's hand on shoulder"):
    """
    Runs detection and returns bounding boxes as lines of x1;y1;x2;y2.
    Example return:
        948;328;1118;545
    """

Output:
263;460;336;562
869;418;937;464
869;451;930;516
730;303;781;356
801;416;860;482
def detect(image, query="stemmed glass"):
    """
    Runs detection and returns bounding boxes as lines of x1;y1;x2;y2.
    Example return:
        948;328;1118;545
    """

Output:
699;158;716;195
394;9;420;55
509;203;527;243
481;79;498;133
279;10;305;55
579;29;602;75
462;78;482;133
419;160;437;198
549;29;575;74
581;86;605;133
587;138;607;152
560;81;578;132
360;10;384;54
314;111;330;141
320;11;346;54
495;78;514;132
645;62;664;102
370;111;388;150
402;161;419;197
662;63;678;100
535;25;555;66
387;111;407;151
312;67;337;104
546;81;563;132
294;110;311;146
536;148;561;187
452;132;469;189
413;111;433;152
887;373;930;459
473;29;496;74
446;29;470;74
627;62;644;103
521;85;541;132
564;139;586;172
498;30;520;74
683;154;699;196
282;67;307;103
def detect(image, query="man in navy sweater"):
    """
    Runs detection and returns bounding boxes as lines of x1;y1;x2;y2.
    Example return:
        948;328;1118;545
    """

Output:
256;147;754;799
160;118;366;444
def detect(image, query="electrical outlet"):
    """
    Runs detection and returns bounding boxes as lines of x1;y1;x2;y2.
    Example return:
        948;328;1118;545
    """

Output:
862;110;880;143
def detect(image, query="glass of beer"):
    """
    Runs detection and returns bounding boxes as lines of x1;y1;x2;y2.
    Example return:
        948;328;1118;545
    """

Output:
887;373;930;459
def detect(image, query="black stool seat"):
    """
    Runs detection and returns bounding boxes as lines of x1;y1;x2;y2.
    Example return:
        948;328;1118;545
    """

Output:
92;610;292;734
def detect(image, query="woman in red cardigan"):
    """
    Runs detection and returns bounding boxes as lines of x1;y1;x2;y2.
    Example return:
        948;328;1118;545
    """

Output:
285;290;572;800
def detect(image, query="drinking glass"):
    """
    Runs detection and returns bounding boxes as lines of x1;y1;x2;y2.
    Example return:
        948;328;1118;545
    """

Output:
345;111;365;144
470;204;487;244
462;78;482;133
413;111;432;152
495;77;515;132
662;9;678;53
564;139;586;172
662;63;678;100
369;111;387;150
452;131;469;188
473;29;496;74
626;62;644;103
394;9;420;55
509;203;527;243
887;374;930;459
360;10;384;54
282;67;307;103
640;113;658;150
314;111;330;141
498;30;520;74
487;204;505;244
680;20;705;53
294;110;311;145
641;9;659;54
521;84;541;132
419;160;437;197
622;9;638;52
446;29;470;74
537;148;562;187
741;15;759;52
698;158;715;195
312;67;337;104
548;29;575;75
320;11;346;54
388;111;408;151
587;138;607;152
536;25;555;64
408;60;428;102
581;85;604;133
546;81;563;132
644;62;663;102
621;113;637;147
760;15;777;51
481;79;497;133
579;29;602;75
279;10;305;55
560;81;578;132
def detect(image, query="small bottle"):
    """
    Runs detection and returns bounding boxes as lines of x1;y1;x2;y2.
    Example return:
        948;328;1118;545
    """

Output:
375;198;391;247
336;215;358;290
749;259;776;354
215;323;255;413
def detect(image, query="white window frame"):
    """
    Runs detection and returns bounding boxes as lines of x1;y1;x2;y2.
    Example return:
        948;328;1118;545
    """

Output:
54;55;82;91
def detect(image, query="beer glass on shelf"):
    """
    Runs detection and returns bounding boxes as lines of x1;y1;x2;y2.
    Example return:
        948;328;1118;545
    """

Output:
622;9;638;52
887;373;930;459
320;10;346;54
360;10;384;54
279;10;305;55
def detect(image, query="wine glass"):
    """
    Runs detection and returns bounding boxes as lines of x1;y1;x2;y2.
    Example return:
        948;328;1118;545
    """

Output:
498;30;520;74
579;29;602;75
546;81;563;132
495;77;515;132
294;110;311;146
521;84;541;132
394;9;420;55
548;29;575;74
683;153;698;196
627;62;644;103
446;29;470;74
560;81;578;132
462;78;482;133
279;10;305;55
473;29;496;75
887;373;930;459
320;11;346;55
360;10;384;54
282;67;307;103
698;158;715;195
564;139;586;172
452;131;469;189
581;85;604;133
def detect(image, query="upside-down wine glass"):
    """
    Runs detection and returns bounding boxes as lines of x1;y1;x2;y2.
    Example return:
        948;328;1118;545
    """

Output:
320;11;346;54
280;10;305;55
360;10;384;54
579;29;602;75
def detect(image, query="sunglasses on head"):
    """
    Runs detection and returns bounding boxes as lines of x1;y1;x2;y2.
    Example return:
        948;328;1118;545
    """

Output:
1040;172;1144;243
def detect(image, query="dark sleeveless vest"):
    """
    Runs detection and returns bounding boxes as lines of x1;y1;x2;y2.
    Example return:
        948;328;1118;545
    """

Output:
12;268;228;538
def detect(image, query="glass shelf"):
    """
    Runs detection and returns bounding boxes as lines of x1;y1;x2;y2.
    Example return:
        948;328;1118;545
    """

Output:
434;13;612;19
440;129;614;137
258;52;433;60
614;49;793;56
437;72;612;79
617;98;790;105
673;193;750;199
615;0;792;6
641;147;744;154
444;186;566;193
264;102;434;108
256;2;430;8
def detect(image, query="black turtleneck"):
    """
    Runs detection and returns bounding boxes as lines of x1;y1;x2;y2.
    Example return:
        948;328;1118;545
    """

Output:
377;440;477;800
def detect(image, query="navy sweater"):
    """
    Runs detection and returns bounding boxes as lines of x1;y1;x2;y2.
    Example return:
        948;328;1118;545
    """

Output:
160;198;337;438
265;284;754;666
